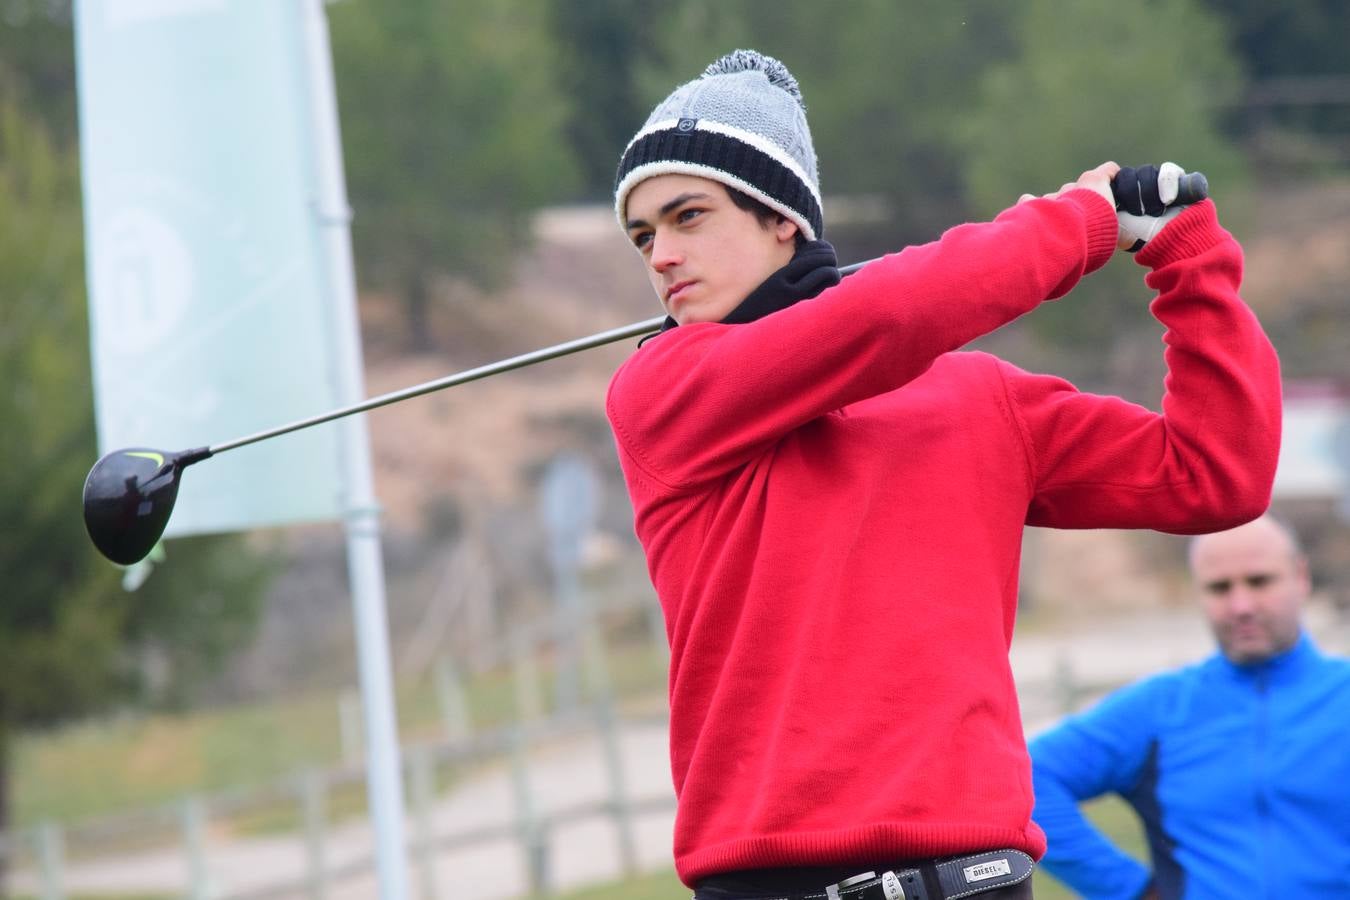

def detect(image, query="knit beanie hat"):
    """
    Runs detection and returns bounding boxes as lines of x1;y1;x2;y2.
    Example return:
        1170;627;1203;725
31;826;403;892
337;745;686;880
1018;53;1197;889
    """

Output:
614;50;823;241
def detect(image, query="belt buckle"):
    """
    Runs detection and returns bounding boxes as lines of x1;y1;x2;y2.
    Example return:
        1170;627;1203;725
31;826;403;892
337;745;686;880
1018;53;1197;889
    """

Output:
824;871;875;899
824;870;908;900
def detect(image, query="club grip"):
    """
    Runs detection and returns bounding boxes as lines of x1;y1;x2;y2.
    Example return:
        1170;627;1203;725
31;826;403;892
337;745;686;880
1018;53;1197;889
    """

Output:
1173;171;1208;205
1110;164;1208;213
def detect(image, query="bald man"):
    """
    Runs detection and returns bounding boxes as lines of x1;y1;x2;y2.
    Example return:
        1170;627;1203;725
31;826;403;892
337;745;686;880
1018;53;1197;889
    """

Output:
1029;516;1350;899
1189;516;1309;666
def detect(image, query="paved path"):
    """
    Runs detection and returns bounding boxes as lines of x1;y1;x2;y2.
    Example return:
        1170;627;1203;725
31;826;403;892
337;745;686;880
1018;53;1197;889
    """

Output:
18;723;678;900
13;603;1350;899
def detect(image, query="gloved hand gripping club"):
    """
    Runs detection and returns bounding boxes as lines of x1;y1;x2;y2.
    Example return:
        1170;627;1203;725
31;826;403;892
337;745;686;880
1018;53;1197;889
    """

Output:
1112;162;1209;252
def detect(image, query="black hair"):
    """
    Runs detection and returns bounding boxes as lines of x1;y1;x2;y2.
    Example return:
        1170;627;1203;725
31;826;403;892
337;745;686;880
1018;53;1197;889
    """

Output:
723;185;807;247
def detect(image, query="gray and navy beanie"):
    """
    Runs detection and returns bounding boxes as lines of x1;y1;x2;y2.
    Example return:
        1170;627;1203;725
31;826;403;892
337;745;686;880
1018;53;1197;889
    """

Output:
614;50;823;241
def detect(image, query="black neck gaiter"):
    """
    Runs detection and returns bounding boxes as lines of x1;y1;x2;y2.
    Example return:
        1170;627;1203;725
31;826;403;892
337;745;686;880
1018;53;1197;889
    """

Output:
646;239;841;340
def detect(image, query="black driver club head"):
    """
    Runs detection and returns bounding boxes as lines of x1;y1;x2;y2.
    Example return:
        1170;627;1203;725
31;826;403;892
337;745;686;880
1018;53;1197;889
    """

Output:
82;446;211;565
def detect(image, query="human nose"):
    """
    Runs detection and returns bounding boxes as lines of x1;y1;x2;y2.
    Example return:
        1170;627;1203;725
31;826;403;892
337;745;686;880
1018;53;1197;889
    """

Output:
649;229;683;272
1226;585;1259;615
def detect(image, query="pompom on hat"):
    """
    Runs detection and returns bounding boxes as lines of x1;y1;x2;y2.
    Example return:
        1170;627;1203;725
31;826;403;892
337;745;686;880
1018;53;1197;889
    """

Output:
614;50;823;241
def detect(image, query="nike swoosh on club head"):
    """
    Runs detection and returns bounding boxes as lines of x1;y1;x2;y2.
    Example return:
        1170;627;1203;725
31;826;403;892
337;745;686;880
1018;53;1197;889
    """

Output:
126;451;165;467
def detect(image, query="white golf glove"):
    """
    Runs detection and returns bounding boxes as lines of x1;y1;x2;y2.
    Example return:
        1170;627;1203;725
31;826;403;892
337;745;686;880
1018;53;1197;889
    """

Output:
1116;162;1188;252
1118;205;1186;251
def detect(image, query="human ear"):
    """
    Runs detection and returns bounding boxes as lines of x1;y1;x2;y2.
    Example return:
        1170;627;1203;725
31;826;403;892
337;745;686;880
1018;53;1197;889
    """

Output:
1294;555;1312;596
775;216;799;245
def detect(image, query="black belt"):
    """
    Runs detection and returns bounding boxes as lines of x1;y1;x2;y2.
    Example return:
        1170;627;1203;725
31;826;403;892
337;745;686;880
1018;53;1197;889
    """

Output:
696;849;1034;900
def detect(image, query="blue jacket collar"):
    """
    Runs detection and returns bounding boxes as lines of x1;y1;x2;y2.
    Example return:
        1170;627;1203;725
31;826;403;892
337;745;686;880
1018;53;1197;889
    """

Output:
1216;631;1319;683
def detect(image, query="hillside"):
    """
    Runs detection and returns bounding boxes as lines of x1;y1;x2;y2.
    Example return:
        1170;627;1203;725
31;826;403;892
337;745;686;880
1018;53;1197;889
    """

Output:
357;206;651;528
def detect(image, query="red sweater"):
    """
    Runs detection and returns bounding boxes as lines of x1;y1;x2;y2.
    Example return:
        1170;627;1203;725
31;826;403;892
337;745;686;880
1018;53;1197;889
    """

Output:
604;191;1281;886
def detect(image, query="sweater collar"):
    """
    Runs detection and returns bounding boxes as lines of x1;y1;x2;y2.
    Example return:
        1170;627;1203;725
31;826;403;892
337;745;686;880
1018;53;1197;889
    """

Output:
646;239;840;339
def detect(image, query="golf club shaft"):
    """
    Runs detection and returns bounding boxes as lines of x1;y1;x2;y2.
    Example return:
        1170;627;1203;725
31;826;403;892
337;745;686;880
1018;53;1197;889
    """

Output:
209;258;875;456
207;153;1203;461
202;150;1204;458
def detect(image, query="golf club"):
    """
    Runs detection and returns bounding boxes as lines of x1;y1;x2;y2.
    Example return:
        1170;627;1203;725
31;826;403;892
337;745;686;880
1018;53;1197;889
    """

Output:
82;258;878;565
84;166;1208;566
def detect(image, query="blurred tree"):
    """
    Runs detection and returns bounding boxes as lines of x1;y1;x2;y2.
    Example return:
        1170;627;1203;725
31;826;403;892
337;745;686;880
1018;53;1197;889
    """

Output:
962;0;1243;217
1203;0;1350;156
546;0;658;200
327;0;580;351
958;0;1246;374
0;0;79;146
1204;0;1350;78
0;96;272;850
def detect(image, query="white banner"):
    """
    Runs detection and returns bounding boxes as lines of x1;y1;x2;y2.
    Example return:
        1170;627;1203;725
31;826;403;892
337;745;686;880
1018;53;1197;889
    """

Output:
76;0;347;537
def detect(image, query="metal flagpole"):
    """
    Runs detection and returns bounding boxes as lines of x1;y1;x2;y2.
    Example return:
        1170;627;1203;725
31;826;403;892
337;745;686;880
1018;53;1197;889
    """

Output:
299;1;410;896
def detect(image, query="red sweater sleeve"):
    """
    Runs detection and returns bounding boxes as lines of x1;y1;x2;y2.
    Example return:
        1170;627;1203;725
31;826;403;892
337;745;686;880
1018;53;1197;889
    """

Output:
608;189;1119;490
1000;200;1282;533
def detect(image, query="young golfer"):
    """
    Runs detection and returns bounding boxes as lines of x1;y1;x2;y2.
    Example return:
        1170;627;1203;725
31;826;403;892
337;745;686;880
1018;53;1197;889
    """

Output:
605;50;1282;900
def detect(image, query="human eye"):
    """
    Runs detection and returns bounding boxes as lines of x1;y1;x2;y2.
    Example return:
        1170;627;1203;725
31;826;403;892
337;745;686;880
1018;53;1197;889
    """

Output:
676;206;703;225
1205;579;1233;596
1244;573;1275;589
630;229;653;251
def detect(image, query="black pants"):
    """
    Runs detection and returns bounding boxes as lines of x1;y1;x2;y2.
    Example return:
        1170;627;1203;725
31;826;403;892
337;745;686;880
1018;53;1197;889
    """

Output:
692;859;1035;900
694;883;1032;900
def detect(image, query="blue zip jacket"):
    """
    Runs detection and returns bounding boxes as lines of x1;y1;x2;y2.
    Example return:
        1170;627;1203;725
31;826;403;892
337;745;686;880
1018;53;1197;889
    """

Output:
1029;634;1350;899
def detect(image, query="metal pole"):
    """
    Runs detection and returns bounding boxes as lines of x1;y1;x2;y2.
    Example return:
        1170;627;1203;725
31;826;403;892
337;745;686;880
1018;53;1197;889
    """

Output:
301;769;330;900
583;627;638;876
411;746;440;900
299;1;410;897
513;634;544;724
338;688;364;764
35;821;65;900
509;726;547;895
433;657;472;743
551;564;583;716
1054;653;1080;715
182;796;211;900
